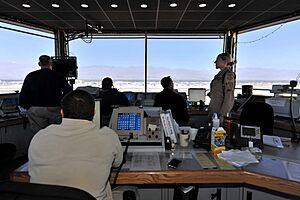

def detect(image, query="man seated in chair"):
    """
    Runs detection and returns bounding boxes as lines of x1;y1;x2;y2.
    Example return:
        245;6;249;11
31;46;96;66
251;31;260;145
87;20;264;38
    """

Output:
28;90;123;200
98;77;130;127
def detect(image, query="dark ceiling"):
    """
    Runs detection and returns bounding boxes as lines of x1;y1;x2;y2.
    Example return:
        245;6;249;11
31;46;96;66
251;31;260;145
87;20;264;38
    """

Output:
0;0;300;34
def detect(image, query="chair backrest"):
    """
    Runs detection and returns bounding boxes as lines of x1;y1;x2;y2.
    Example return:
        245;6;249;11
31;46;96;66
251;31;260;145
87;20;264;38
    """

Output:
0;143;16;163
239;102;274;135
0;181;96;200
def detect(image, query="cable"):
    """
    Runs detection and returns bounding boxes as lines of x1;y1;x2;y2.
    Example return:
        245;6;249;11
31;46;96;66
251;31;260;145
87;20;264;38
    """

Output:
296;72;300;82
238;24;284;44
289;86;299;143
81;32;93;43
112;133;133;185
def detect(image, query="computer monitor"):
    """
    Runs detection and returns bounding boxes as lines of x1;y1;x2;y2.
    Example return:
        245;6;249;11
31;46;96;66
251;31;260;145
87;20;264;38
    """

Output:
109;106;165;151
76;86;100;98
52;57;78;79
123;92;136;105
109;107;144;140
188;88;206;102
0;93;20;117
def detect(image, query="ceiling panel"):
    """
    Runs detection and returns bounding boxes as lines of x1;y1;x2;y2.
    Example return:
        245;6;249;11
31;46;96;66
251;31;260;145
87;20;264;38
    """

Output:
0;0;299;34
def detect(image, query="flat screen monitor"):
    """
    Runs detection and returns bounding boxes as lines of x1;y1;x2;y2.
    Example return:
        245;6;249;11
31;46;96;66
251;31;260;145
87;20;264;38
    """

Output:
109;107;144;140
52;57;78;79
0;93;19;117
117;112;141;130
123;92;136;105
188;88;206;102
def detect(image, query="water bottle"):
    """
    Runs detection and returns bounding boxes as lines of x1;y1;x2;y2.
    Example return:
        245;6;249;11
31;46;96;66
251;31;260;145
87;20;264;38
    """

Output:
212;113;220;128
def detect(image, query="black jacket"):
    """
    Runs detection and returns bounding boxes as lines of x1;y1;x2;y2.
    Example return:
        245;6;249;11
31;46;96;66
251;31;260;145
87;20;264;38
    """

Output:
98;88;130;116
154;89;189;125
19;68;71;109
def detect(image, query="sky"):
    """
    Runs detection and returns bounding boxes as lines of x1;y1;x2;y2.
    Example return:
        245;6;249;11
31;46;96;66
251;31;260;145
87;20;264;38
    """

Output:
0;19;299;81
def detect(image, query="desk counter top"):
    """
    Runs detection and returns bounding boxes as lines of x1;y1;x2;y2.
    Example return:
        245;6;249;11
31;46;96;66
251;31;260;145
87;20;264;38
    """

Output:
11;144;300;197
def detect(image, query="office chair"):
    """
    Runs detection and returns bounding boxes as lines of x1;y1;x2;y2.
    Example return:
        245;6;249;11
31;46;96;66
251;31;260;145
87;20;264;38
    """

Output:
0;143;16;163
0;181;96;200
239;102;274;135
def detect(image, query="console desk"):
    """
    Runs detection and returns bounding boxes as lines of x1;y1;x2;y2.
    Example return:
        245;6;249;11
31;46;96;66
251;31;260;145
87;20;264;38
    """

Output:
11;143;300;198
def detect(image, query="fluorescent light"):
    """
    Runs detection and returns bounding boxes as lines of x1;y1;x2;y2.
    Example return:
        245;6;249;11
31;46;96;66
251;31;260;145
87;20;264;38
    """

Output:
170;3;177;8
51;3;60;8
140;4;148;8
199;3;207;8
228;3;236;8
22;3;31;8
111;4;118;8
81;4;89;8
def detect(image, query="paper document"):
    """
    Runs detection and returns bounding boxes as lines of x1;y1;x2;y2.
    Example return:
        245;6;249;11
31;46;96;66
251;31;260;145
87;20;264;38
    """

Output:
263;135;284;148
217;149;259;167
130;152;161;171
283;161;300;182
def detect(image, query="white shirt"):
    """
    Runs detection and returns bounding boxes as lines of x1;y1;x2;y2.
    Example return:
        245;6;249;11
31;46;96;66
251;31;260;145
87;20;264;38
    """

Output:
29;118;123;200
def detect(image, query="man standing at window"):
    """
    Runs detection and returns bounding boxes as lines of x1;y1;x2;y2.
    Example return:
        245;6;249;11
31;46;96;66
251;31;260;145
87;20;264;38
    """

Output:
19;55;71;134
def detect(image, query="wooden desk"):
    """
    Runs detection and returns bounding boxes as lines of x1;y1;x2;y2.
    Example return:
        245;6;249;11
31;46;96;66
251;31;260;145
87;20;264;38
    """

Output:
11;145;300;197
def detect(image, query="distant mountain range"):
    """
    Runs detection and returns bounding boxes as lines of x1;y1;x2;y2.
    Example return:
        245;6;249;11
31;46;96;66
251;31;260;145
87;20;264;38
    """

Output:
0;62;299;81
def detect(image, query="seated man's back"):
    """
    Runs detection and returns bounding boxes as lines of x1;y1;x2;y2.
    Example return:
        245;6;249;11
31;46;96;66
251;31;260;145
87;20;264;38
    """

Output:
98;77;130;126
154;76;189;125
29;90;123;200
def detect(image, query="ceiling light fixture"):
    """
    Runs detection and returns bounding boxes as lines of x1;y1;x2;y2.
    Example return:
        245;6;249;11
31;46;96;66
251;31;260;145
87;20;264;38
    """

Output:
22;3;31;8
111;4;118;8
81;4;89;8
51;3;60;8
228;3;236;8
170;3;177;8
140;4;148;8
199;3;207;8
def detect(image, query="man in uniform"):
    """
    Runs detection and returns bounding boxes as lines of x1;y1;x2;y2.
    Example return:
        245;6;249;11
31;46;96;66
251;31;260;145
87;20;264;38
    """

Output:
208;53;235;124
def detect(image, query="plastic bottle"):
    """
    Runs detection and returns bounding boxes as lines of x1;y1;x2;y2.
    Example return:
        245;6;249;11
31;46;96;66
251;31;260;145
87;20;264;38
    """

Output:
212;113;220;128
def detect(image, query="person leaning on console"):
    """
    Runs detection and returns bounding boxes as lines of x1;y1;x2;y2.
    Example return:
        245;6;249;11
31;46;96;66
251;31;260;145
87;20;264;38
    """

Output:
28;90;123;200
19;55;71;134
208;52;236;124
98;77;130;126
154;76;189;126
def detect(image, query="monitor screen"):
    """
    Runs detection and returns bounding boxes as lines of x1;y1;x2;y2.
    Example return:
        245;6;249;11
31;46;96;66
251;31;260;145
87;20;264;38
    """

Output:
242;127;256;136
0;93;19;116
109;107;144;140
188;88;206;102
52;57;78;79
117;112;141;130
123;92;136;105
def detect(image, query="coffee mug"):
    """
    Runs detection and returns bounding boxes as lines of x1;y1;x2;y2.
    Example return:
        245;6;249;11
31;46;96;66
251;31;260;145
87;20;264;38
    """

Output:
180;132;189;147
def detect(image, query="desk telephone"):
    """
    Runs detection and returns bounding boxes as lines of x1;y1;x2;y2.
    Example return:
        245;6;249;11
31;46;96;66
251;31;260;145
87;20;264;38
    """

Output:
229;122;263;149
193;126;210;151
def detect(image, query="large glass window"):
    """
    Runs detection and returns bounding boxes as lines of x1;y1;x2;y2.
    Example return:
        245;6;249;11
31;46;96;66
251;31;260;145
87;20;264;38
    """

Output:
237;19;300;96
0;22;54;93
147;36;223;94
69;37;145;92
